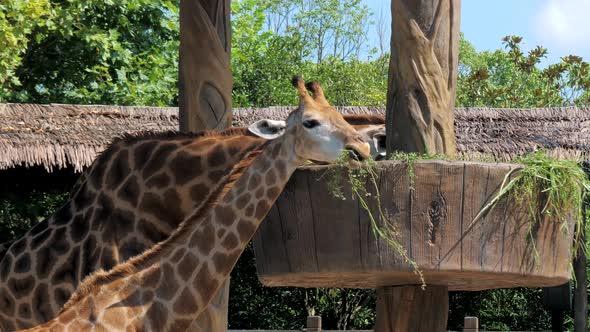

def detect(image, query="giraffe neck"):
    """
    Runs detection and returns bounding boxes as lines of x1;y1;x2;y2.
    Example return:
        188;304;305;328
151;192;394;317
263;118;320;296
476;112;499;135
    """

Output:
184;133;300;299
1;130;269;331
137;134;301;328
29;134;301;331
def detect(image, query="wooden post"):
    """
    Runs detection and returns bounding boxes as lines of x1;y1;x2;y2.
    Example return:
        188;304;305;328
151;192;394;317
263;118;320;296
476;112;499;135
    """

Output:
463;316;478;332
305;316;322;332
381;0;460;330
375;286;449;332
574;162;589;332
179;0;232;330
385;0;460;157
542;283;570;332
179;0;233;132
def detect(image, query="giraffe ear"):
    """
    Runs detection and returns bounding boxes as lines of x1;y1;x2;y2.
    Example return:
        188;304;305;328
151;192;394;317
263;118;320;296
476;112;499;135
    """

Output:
248;119;287;140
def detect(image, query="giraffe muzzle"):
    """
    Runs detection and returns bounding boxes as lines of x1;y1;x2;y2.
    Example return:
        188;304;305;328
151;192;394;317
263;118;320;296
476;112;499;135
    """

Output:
346;147;365;162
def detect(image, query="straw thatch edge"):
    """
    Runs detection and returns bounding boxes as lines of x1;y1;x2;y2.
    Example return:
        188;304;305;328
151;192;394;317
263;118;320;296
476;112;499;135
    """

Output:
2;103;589;171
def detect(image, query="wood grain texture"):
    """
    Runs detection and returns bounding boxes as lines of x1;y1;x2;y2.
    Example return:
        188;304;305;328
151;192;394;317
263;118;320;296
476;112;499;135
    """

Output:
179;1;231;330
375;285;449;332
179;0;232;133
411;161;463;271
309;169;363;272
385;0;460;156
253;161;575;291
383;0;460;326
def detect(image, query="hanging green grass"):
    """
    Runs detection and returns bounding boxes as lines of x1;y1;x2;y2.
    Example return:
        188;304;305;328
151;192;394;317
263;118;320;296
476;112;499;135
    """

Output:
469;151;590;266
326;153;426;288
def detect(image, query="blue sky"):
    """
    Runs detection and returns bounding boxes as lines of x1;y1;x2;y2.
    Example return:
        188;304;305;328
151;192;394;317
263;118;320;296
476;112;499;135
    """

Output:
364;0;590;66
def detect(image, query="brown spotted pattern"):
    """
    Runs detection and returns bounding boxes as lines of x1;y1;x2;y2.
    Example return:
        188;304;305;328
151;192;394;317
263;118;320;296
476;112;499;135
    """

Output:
19;78;372;332
0;129;267;331
20;136;300;332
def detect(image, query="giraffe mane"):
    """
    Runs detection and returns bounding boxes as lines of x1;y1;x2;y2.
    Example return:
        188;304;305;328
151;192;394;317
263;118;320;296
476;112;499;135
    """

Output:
65;127;256;198
342;114;385;125
60;142;269;313
105;116;382;152
111;127;253;145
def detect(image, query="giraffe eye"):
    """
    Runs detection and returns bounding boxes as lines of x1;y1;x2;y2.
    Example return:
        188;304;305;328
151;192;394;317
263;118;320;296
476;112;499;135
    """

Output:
303;119;320;129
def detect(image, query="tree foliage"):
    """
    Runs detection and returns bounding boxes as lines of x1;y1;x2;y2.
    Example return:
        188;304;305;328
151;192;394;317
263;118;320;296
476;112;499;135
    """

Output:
231;0;385;107
263;0;371;63
0;190;67;244
0;0;179;105
448;288;554;331
0;0;52;97
457;34;590;107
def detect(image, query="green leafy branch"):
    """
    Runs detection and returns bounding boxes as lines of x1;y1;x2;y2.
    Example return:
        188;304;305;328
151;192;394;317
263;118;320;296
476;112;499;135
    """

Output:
326;153;425;288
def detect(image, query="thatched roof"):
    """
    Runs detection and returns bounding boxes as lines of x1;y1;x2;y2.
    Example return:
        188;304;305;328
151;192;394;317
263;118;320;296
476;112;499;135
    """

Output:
1;103;589;172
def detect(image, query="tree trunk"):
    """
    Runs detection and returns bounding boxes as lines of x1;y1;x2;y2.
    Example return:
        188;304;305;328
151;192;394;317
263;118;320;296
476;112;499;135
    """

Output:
179;0;232;132
385;0;460;157
381;0;460;330
179;0;231;330
375;286;449;332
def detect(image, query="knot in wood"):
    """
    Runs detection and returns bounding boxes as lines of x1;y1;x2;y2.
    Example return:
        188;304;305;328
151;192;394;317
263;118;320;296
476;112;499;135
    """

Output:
427;192;446;245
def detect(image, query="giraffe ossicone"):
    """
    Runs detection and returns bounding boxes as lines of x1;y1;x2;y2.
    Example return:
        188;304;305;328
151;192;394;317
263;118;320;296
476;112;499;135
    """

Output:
19;77;370;332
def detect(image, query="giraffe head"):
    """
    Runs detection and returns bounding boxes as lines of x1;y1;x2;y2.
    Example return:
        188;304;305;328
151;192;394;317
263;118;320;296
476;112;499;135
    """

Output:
305;80;387;160
247;79;386;160
355;125;386;160
286;77;370;164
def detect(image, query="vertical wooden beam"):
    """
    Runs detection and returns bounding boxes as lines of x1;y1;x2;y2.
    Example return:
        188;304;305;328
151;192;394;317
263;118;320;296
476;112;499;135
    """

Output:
179;0;232;132
574;230;588;332
463;316;479;332
306;316;322;332
381;0;460;330
542;282;570;332
574;162;589;332
385;0;460;156
179;0;232;330
375;286;449;332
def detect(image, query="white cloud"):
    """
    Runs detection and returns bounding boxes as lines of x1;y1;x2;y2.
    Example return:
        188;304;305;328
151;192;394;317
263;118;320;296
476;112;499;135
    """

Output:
533;0;590;55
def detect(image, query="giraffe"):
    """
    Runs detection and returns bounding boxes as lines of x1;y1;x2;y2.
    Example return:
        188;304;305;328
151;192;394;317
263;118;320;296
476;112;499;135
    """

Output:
0;127;273;331
0;85;384;331
19;77;371;332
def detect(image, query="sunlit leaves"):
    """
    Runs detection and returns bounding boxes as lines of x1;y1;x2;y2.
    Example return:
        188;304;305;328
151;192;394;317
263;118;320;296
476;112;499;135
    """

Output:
0;0;179;105
0;0;53;96
230;0;385;107
457;34;590;107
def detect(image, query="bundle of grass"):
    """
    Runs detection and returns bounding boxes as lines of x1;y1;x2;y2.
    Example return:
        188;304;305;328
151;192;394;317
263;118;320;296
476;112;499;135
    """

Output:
472;151;589;266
